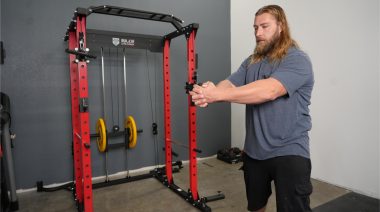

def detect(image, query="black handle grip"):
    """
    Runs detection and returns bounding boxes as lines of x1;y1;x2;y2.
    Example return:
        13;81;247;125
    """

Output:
193;148;202;153
65;49;97;59
204;193;225;202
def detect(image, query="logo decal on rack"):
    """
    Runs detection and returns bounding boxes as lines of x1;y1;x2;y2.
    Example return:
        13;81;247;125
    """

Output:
121;38;135;46
112;37;120;46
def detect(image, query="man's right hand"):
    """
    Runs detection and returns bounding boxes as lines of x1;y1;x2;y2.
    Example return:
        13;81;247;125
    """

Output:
189;82;210;107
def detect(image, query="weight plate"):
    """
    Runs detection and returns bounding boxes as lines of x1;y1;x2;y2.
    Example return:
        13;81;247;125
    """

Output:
96;118;107;152
125;116;137;148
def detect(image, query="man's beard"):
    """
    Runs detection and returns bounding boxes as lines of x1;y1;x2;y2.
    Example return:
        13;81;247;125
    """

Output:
254;32;280;56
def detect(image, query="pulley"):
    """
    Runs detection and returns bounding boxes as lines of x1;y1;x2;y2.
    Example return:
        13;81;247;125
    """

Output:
96;118;107;152
125;116;137;148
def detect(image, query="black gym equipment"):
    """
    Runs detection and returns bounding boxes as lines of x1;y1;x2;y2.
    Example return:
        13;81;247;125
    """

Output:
92;45;144;182
1;92;19;211
38;5;225;212
217;147;243;164
36;11;181;191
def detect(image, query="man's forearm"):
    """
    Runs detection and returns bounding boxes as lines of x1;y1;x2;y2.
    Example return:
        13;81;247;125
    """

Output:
216;78;286;104
216;80;235;89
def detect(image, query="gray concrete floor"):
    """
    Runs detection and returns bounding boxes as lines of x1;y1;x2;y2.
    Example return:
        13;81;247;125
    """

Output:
17;157;350;212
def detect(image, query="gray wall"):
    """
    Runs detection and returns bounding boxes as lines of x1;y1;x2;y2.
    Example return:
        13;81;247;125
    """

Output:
1;0;230;189
0;0;2;77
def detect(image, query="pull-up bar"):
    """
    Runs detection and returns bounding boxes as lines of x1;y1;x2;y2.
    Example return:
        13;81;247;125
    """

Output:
64;5;185;41
90;5;184;30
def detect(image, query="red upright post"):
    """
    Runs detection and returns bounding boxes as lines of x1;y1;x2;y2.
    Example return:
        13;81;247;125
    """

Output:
68;15;93;212
68;30;83;205
187;30;198;200
163;39;173;184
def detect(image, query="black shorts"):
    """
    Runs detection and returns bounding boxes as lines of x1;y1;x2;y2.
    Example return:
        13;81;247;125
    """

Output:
242;154;313;212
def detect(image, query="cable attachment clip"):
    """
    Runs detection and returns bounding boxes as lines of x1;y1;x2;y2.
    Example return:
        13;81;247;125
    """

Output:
152;123;158;135
79;98;89;112
65;33;96;63
185;71;200;94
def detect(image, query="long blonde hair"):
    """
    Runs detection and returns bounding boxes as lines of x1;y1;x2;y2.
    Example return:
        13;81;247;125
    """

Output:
251;5;298;64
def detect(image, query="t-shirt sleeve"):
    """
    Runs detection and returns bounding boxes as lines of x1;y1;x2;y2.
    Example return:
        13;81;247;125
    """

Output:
227;57;250;87
271;52;313;97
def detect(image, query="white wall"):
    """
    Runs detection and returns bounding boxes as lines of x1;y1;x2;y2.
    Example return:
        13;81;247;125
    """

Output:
231;0;380;198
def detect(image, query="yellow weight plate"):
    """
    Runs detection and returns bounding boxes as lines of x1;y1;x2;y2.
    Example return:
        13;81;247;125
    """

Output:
96;118;107;152
125;116;137;148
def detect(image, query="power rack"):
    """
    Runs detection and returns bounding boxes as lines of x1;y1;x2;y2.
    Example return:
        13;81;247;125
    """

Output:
63;5;224;212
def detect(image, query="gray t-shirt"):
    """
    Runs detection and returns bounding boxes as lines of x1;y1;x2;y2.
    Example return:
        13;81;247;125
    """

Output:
227;47;314;160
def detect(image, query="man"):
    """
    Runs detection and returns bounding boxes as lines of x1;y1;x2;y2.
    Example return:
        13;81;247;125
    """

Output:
190;5;314;212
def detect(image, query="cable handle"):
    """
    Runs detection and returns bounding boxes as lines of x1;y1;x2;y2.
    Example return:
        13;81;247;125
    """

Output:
65;48;97;59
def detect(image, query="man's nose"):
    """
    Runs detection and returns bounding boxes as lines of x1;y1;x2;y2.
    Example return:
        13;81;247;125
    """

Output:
255;27;263;37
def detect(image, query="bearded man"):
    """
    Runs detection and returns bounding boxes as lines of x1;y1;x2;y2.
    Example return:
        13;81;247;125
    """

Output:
190;5;314;212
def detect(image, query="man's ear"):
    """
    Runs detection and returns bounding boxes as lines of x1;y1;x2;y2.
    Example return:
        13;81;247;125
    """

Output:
278;23;283;33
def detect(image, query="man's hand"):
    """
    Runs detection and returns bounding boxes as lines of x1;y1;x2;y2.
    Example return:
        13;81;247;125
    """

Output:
189;81;219;107
189;83;208;107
